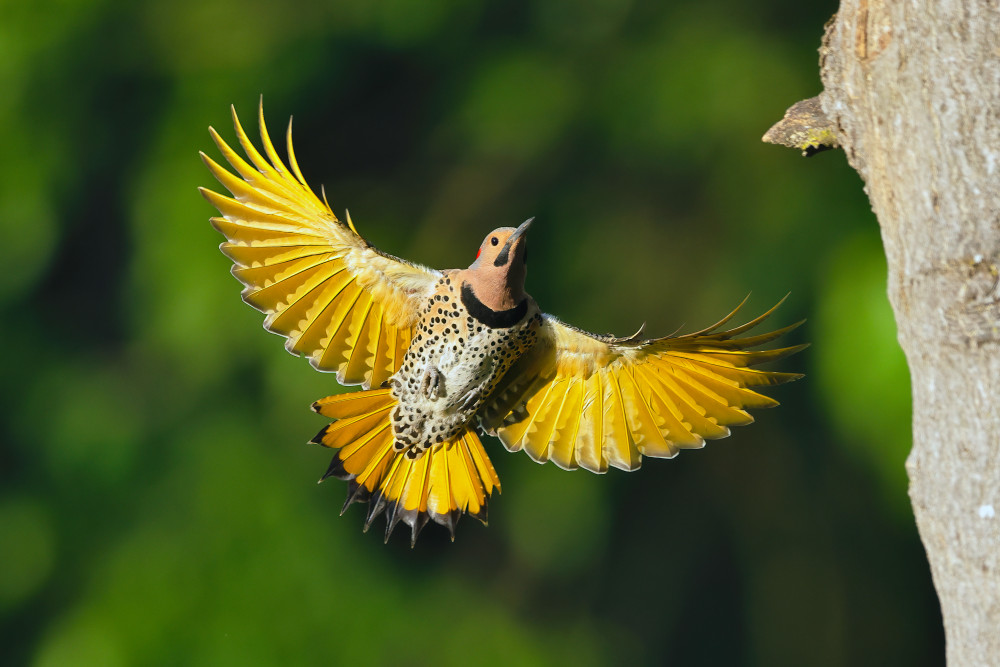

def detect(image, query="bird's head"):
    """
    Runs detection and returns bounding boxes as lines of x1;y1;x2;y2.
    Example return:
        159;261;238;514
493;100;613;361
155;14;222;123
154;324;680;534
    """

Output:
464;217;533;310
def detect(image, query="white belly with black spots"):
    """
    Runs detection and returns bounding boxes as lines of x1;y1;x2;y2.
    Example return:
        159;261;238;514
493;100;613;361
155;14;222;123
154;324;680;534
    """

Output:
388;280;539;456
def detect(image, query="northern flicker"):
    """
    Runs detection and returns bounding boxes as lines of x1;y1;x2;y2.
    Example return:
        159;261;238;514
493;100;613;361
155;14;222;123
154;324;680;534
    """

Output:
201;102;806;545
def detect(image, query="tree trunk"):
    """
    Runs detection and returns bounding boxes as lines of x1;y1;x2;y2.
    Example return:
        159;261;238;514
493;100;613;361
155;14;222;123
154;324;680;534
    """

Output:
814;2;1000;664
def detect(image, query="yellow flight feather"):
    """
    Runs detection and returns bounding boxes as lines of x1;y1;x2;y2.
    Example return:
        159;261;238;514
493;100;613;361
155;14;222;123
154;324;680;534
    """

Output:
201;101;441;389
494;298;806;473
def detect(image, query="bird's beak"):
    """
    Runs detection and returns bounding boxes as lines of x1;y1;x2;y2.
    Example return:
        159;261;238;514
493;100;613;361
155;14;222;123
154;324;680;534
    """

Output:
493;217;534;268
509;217;534;243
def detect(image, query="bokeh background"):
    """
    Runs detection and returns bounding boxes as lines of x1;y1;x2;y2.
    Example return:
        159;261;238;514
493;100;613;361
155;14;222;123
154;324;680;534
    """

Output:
1;0;942;665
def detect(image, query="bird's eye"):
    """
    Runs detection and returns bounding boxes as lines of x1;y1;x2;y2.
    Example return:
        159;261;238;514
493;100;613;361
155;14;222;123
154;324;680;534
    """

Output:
491;237;499;246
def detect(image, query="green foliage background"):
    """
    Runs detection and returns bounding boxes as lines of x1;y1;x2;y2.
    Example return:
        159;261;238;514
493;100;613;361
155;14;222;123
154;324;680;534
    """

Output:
1;0;940;665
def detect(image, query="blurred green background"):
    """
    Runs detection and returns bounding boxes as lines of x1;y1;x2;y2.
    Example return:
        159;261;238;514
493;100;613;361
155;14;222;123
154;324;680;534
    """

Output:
1;0;941;665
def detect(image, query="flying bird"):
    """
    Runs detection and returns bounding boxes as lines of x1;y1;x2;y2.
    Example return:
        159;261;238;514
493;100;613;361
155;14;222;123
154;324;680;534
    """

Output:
200;102;805;546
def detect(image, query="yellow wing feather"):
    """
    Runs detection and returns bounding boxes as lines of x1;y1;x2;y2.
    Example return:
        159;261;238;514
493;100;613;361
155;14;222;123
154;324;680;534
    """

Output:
492;298;805;473
201;101;440;389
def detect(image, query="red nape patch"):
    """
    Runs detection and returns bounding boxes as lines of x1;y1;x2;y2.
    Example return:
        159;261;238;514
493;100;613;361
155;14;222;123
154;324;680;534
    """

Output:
476;248;481;259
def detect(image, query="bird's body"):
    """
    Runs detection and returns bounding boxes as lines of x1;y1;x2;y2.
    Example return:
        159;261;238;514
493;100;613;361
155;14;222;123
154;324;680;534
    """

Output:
390;270;542;456
201;102;806;545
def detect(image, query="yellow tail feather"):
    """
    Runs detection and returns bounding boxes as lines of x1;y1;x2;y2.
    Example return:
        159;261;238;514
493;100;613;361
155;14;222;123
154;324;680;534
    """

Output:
311;389;501;545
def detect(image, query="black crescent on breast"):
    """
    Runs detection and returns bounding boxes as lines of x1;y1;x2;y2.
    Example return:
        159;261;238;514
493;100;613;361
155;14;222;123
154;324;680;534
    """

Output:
461;283;528;329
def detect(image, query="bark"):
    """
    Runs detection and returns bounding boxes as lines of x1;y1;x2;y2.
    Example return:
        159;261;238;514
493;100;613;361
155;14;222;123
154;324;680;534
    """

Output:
770;2;1000;664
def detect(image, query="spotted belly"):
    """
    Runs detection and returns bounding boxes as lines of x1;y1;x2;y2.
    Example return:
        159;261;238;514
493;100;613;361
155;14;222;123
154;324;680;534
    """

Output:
388;278;540;457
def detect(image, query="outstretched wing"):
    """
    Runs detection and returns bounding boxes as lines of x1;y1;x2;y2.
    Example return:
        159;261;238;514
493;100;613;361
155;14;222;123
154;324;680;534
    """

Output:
200;102;440;389
479;298;806;473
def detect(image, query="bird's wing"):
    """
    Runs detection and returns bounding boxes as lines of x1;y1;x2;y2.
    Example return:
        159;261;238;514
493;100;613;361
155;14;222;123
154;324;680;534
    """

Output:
479;298;806;473
200;102;441;389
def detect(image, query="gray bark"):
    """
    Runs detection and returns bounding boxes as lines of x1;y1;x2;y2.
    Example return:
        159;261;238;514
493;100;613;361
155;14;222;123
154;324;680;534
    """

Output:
816;2;1000;664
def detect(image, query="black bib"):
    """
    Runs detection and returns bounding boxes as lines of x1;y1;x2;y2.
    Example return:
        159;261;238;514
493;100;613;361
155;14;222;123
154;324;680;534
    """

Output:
461;283;527;329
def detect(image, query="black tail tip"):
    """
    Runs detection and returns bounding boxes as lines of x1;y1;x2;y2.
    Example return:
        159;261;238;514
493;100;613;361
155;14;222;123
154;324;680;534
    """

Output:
321;455;348;484
309;425;330;446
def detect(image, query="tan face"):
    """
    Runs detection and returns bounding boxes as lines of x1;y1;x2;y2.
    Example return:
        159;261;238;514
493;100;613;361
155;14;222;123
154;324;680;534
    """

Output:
469;218;532;272
464;218;532;310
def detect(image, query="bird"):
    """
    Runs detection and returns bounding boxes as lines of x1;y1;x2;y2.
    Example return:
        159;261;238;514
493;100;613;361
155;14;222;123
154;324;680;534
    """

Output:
200;101;806;546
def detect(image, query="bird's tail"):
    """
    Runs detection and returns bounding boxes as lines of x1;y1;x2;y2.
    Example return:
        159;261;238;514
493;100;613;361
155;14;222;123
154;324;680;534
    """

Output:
311;388;501;545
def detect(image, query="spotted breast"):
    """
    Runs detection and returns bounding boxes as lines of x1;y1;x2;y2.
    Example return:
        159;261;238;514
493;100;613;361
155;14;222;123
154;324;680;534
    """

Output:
389;273;542;457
